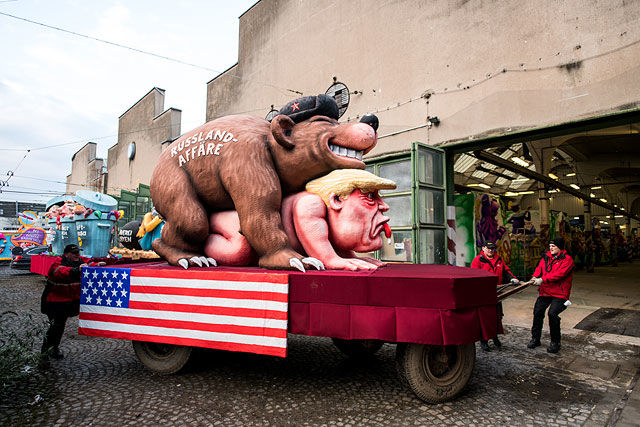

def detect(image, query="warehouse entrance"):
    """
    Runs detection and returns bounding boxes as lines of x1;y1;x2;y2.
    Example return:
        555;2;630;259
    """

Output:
442;108;640;277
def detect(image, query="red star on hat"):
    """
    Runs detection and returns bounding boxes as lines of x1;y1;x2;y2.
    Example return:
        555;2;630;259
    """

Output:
291;102;300;111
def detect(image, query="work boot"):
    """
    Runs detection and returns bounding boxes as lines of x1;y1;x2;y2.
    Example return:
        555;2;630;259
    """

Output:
480;340;491;352
38;355;51;369
52;348;64;360
527;339;541;349
547;342;561;353
493;337;502;348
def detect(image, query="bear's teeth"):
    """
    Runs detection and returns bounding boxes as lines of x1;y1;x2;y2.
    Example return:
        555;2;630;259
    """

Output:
329;144;364;160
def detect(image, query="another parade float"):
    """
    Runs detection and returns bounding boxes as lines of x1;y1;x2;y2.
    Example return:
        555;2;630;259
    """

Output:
35;95;520;403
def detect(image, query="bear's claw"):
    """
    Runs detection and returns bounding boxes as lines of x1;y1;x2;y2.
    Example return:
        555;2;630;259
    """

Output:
289;257;325;272
302;257;325;271
178;258;189;269
289;258;305;272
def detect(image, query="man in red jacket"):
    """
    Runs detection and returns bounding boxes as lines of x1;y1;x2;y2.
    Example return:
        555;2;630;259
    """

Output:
528;237;574;353
471;241;519;351
40;244;112;361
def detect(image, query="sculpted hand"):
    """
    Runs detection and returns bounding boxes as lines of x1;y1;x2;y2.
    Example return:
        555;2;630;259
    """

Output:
357;256;387;267
324;256;380;271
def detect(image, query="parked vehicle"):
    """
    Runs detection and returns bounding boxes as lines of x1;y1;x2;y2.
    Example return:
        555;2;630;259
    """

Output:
10;245;49;270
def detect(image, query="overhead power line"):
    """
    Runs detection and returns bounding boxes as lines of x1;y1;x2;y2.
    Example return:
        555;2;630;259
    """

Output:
0;11;303;96
0;11;221;73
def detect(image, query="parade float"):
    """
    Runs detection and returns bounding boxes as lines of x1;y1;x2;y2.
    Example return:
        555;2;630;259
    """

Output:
33;95;520;403
1;210;48;264
29;191;124;274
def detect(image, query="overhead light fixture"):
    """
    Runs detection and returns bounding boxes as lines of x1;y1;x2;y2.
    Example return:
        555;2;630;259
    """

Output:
511;157;529;167
512;177;529;182
566;173;576;177
602;221;609;225
615;215;623;218
573;216;580;220
591;186;602;190
569;184;580;190
548;173;559;180
548;189;559;193
504;191;518;197
467;183;491;189
621;207;625;211
590;193;596;198
599;198;607;203
517;191;535;195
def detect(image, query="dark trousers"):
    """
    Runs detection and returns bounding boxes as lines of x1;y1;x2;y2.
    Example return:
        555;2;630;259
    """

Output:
482;302;503;343
531;296;567;343
42;313;68;353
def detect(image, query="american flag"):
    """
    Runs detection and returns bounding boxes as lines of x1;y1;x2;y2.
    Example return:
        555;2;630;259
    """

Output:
78;267;289;357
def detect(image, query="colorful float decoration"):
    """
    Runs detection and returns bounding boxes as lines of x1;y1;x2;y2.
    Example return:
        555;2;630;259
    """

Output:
44;191;122;257
149;94;381;271
10;210;47;248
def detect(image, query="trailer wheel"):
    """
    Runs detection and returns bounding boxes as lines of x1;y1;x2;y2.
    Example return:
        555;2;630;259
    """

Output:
132;341;192;374
332;338;384;358
396;342;475;403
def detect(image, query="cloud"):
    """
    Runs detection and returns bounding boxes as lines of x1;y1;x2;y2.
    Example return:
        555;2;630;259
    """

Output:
0;0;255;203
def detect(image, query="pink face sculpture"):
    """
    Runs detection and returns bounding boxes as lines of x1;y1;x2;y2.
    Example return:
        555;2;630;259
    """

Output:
327;189;390;253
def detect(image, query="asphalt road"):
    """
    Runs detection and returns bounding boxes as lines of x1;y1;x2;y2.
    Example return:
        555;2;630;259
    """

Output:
1;266;638;426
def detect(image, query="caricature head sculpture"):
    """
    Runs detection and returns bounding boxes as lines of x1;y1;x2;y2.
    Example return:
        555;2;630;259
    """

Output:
149;94;379;270
204;168;395;270
305;169;395;253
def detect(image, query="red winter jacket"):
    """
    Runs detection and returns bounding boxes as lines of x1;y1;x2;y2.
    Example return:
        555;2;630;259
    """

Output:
533;249;574;299
471;253;516;285
41;255;117;316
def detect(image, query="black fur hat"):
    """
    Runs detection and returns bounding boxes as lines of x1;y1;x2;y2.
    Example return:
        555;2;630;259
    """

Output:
275;94;339;123
550;237;565;250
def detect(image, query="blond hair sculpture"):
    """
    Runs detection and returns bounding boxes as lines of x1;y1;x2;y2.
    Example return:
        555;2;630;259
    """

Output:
305;169;396;206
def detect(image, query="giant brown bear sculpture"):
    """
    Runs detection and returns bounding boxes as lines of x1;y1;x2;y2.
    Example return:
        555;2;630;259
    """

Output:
150;95;379;270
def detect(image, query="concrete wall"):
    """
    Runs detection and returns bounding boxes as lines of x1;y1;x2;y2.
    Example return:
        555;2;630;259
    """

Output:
107;88;181;196
66;142;106;194
206;0;640;158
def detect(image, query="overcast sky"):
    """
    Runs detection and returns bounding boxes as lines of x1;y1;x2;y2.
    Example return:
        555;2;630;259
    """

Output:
0;0;257;204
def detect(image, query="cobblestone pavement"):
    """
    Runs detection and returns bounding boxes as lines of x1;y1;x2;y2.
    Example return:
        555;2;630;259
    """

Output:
1;266;638;426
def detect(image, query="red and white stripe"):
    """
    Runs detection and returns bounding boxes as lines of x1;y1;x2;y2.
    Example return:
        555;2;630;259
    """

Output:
447;205;456;266
79;269;289;357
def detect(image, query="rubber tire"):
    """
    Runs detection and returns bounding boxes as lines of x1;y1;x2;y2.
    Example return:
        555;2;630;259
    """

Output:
132;341;192;374
396;342;475;403
331;338;384;358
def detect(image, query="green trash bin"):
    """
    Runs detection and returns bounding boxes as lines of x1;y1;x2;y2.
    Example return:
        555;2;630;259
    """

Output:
45;195;76;255
59;216;79;252
47;218;63;255
74;190;118;258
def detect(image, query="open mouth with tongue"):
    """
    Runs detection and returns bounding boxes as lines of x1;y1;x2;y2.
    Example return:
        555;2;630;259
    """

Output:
383;222;392;244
